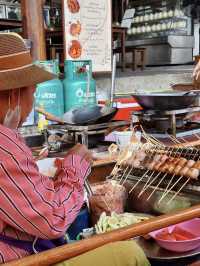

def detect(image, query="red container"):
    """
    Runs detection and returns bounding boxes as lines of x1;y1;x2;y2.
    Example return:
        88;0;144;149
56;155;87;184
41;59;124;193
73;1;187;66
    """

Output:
99;97;142;121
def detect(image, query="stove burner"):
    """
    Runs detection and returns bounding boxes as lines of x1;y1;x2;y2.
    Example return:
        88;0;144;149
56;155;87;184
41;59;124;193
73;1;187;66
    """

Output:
133;107;200;137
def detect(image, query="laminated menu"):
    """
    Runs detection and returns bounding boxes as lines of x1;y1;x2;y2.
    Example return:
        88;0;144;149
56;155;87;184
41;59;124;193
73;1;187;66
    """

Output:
63;0;112;72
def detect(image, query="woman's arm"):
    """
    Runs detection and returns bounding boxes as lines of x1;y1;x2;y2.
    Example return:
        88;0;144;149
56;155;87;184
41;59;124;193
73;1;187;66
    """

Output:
0;146;91;240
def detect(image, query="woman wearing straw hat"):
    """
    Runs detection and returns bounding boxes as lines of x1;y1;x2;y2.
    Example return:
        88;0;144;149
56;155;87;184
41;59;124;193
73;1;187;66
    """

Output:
0;33;149;265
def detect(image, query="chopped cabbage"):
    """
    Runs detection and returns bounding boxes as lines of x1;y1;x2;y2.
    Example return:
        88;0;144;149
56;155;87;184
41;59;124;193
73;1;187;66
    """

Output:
95;212;149;234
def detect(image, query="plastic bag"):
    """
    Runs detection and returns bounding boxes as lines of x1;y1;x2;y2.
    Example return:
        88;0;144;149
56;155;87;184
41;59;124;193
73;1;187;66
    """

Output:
89;180;127;225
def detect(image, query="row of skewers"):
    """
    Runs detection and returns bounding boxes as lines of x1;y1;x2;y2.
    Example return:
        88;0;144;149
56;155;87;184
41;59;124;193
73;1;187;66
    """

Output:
109;128;200;206
125;151;200;181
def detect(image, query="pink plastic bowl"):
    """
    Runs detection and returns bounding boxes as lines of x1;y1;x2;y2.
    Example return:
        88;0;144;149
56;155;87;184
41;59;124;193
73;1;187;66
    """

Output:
149;218;200;252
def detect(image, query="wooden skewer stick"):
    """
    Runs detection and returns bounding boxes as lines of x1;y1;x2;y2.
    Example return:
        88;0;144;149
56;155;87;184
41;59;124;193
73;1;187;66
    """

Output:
129;169;150;194
158;175;184;205
157;173;176;203
118;165;130;184
121;166;134;186
127;145;161;193
137;171;160;198
140;146;177;197
138;172;162;198
166;178;190;206
147;172;168;201
162;146;200;205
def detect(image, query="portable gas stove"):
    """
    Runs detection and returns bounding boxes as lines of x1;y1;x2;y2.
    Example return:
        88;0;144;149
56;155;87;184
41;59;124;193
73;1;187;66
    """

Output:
20;120;130;150
48;120;130;148
133;107;200;138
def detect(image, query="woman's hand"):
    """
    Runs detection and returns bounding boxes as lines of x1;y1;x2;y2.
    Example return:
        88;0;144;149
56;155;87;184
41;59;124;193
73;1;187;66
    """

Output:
66;143;93;164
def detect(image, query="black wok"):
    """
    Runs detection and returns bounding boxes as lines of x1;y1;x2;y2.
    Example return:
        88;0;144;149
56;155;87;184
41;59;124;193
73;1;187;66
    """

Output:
132;91;200;111
67;106;117;125
36;106;117;125
96;106;117;123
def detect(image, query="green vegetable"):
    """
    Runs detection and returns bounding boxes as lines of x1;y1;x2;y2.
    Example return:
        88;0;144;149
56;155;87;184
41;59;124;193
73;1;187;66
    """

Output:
95;212;150;234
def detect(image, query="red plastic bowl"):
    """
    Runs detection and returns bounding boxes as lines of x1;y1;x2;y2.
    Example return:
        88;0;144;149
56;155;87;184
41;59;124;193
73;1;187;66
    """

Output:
149;218;200;252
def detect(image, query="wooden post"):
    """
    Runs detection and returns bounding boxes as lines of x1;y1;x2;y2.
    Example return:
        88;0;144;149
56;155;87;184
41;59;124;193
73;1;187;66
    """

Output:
21;0;46;60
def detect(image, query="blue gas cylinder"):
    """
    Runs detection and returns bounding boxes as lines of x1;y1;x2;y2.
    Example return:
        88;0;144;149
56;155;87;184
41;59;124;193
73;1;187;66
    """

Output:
63;60;96;112
35;60;64;118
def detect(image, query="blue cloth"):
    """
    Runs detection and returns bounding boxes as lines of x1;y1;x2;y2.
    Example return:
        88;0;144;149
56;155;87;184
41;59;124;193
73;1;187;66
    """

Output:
0;234;67;254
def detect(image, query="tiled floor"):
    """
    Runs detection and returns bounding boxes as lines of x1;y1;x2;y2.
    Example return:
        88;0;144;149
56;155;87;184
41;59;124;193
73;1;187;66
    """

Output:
116;64;194;77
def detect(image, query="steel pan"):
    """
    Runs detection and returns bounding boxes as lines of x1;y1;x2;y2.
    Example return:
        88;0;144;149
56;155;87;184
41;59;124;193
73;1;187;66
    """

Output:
132;91;200;111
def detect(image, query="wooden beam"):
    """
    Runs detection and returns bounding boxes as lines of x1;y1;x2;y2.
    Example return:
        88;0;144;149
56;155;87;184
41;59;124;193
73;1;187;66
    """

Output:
21;0;46;60
5;203;200;266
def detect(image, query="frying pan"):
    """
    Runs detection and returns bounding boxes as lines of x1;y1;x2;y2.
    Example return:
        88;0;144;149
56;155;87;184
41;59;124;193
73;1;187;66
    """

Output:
35;106;102;125
96;106;118;123
35;106;117;125
132;91;200;111
63;105;102;124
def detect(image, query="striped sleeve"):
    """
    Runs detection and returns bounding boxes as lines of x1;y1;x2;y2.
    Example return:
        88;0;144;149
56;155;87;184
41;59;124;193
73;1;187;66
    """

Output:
0;151;90;240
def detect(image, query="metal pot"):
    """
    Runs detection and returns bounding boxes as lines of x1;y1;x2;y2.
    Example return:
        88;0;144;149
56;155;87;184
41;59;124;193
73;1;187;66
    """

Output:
132;91;200;111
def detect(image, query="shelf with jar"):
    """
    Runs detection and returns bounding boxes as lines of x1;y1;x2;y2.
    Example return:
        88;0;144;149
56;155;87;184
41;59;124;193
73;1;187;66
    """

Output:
127;19;188;37
132;9;185;24
127;7;191;38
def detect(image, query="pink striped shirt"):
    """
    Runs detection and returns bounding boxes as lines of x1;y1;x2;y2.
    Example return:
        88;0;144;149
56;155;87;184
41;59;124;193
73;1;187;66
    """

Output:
0;124;90;263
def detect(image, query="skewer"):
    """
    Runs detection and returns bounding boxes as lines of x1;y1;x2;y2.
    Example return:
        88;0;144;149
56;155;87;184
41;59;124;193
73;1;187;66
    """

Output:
166;178;190;206
166;135;182;157
129;146;168;195
129;169;150;194
111;146;132;179
119;143;147;184
138;171;162;198
128;149;162;190
166;150;200;203
162;144;200;204
120;165;134;186
120;146;154;186
158;175;184;205
125;130;199;203
146;172;168;201
192;148;199;160
141;127;164;147
159;173;176;200
129;139;176;196
140;133;200;205
111;130;145;180
157;147;188;201
137;170;157;197
127;143;162;193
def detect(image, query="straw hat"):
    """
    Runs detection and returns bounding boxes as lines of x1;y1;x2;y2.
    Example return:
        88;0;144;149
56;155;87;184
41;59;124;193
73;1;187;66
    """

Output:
0;32;56;91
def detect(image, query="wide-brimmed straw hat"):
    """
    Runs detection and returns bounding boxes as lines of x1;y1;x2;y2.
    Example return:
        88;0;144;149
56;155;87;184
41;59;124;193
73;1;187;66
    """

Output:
0;32;56;90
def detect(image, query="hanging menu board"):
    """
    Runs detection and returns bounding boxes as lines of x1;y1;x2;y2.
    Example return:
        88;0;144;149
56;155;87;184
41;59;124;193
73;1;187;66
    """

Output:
62;0;112;72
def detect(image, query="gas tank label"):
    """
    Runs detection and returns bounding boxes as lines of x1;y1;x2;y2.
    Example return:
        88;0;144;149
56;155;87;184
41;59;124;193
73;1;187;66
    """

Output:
41;92;57;99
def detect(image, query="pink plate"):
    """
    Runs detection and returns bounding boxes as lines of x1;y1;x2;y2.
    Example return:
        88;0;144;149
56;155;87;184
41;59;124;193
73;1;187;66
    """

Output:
149;218;200;252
